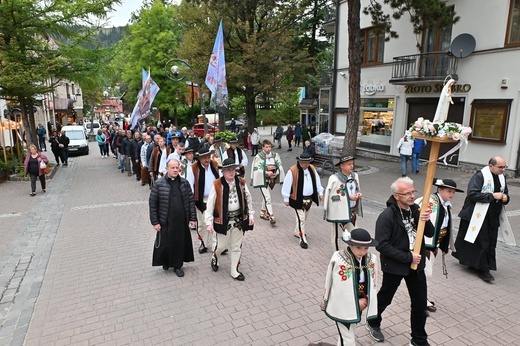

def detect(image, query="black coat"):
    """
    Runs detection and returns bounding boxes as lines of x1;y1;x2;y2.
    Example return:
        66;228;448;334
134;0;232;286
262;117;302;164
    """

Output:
149;175;197;227
375;195;434;275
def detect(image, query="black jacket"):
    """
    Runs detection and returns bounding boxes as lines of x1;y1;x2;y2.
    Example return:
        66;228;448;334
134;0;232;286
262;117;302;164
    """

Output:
375;195;434;275
149;175;197;227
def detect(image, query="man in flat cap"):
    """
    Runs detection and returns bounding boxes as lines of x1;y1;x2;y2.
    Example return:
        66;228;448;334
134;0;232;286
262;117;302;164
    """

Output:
324;154;363;251
281;153;324;249
187;147;221;254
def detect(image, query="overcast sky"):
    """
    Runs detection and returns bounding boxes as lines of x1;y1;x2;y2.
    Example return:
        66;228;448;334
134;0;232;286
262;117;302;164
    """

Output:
106;0;181;27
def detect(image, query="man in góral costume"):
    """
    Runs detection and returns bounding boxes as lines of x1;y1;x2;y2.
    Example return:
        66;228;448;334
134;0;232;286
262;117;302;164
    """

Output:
321;228;379;345
205;158;255;281
415;178;463;314
324;154;363;251
453;156;513;283
251;140;285;225
186;147;221;254
281;153;324;249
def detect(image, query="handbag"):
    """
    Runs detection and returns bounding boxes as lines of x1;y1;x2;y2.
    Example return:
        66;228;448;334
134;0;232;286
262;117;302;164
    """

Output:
42;163;51;175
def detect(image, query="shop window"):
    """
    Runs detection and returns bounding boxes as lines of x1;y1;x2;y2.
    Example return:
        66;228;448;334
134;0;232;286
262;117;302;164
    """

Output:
358;98;394;151
469;99;512;143
506;0;520;45
360;28;385;65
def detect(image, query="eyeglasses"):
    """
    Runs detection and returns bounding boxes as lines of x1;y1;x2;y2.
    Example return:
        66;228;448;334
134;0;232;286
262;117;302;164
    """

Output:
395;190;417;197
494;165;508;169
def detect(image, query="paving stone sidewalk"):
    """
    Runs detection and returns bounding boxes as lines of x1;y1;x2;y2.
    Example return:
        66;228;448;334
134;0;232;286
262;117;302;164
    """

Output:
0;141;519;345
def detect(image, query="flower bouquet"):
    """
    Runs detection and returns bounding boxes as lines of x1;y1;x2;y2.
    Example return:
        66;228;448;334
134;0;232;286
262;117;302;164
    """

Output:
410;117;472;141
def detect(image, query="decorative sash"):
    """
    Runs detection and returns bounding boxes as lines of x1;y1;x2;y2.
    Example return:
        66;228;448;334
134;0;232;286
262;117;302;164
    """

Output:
415;195;439;248
464;166;514;245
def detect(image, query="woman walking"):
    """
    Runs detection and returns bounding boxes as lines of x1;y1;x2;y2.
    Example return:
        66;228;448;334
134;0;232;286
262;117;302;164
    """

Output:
95;129;107;158
24;144;49;196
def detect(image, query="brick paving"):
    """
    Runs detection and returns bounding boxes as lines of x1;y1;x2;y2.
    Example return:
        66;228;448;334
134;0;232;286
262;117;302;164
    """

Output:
1;137;520;345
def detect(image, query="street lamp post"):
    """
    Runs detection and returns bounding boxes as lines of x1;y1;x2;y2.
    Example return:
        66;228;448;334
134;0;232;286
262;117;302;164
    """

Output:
164;58;207;135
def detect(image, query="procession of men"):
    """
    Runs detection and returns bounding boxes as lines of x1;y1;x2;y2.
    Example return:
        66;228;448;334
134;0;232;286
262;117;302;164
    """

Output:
143;122;513;345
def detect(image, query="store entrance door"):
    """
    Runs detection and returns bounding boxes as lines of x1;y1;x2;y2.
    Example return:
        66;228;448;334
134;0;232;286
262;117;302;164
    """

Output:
406;97;465;166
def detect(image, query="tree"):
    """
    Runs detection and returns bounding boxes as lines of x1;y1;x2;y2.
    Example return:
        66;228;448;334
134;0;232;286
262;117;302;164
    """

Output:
177;0;312;132
342;0;459;155
114;0;184;123
0;0;121;148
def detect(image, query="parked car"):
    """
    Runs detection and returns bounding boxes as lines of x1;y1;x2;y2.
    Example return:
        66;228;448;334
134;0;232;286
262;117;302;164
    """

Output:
225;119;244;132
192;123;219;137
62;125;89;155
84;120;101;134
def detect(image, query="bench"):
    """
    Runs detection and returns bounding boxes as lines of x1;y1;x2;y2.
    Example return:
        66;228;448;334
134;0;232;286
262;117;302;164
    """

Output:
312;153;336;175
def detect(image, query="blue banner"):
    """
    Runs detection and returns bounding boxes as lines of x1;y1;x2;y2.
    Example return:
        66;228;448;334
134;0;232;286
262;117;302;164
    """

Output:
205;20;228;109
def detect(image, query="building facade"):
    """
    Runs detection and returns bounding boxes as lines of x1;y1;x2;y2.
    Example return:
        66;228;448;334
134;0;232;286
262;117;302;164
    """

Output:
328;0;520;175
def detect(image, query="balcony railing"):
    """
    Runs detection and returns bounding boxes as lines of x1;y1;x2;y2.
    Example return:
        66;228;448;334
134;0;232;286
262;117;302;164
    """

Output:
390;52;458;84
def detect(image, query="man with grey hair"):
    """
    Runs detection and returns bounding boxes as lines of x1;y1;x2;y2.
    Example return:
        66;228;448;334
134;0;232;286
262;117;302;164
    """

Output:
366;177;434;346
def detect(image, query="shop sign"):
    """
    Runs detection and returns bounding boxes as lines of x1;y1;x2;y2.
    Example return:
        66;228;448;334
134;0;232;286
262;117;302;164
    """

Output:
405;83;471;94
362;84;385;96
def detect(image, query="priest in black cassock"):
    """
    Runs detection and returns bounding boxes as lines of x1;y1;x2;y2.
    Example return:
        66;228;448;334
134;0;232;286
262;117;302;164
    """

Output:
149;158;197;277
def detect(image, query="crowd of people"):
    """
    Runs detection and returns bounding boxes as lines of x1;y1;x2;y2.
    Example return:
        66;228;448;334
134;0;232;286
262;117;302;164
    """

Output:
25;119;510;346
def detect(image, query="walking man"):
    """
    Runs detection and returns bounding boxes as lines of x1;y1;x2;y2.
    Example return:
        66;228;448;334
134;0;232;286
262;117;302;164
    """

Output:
366;177;434;346
149;158;197;277
186;147;221;254
251;140;285;225
453;156;512;282
223;137;248;177
281;153;324;249
324;154;363;251
205;158;254;281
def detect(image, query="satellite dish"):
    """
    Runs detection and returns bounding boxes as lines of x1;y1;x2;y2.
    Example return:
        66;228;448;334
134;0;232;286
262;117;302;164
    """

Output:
450;33;476;58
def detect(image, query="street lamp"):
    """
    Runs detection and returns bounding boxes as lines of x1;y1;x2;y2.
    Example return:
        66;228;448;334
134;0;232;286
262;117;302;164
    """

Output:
164;58;207;135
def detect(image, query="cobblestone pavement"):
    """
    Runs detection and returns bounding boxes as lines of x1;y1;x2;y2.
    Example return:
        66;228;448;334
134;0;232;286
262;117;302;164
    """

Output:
1;140;520;345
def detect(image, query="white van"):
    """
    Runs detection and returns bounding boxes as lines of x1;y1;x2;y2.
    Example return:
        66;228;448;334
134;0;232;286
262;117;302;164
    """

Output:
84;120;101;134
62;125;89;155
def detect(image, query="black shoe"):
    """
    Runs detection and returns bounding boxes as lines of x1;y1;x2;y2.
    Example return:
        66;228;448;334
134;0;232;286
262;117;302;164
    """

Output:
221;249;228;255
141;181;146;186
233;273;245;281
426;301;436;312
174;268;184;277
478;270;495;282
162;265;169;270
300;240;308;249
409;340;430;346
366;324;384;342
198;244;208;254
30;192;36;197
211;258;219;272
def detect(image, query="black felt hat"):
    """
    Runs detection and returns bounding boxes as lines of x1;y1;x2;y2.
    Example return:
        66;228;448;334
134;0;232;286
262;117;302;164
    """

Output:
343;228;378;247
220;158;239;170
197;147;214;157
335;154;356;167
433;178;464;193
296;153;313;162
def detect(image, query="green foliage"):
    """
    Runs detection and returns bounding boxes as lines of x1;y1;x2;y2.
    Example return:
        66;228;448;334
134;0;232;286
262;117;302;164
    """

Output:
363;0;460;44
177;0;312;130
215;131;237;143
114;1;183;116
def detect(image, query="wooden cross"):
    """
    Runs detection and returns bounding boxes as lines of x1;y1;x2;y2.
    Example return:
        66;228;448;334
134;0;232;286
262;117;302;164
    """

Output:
410;131;456;270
